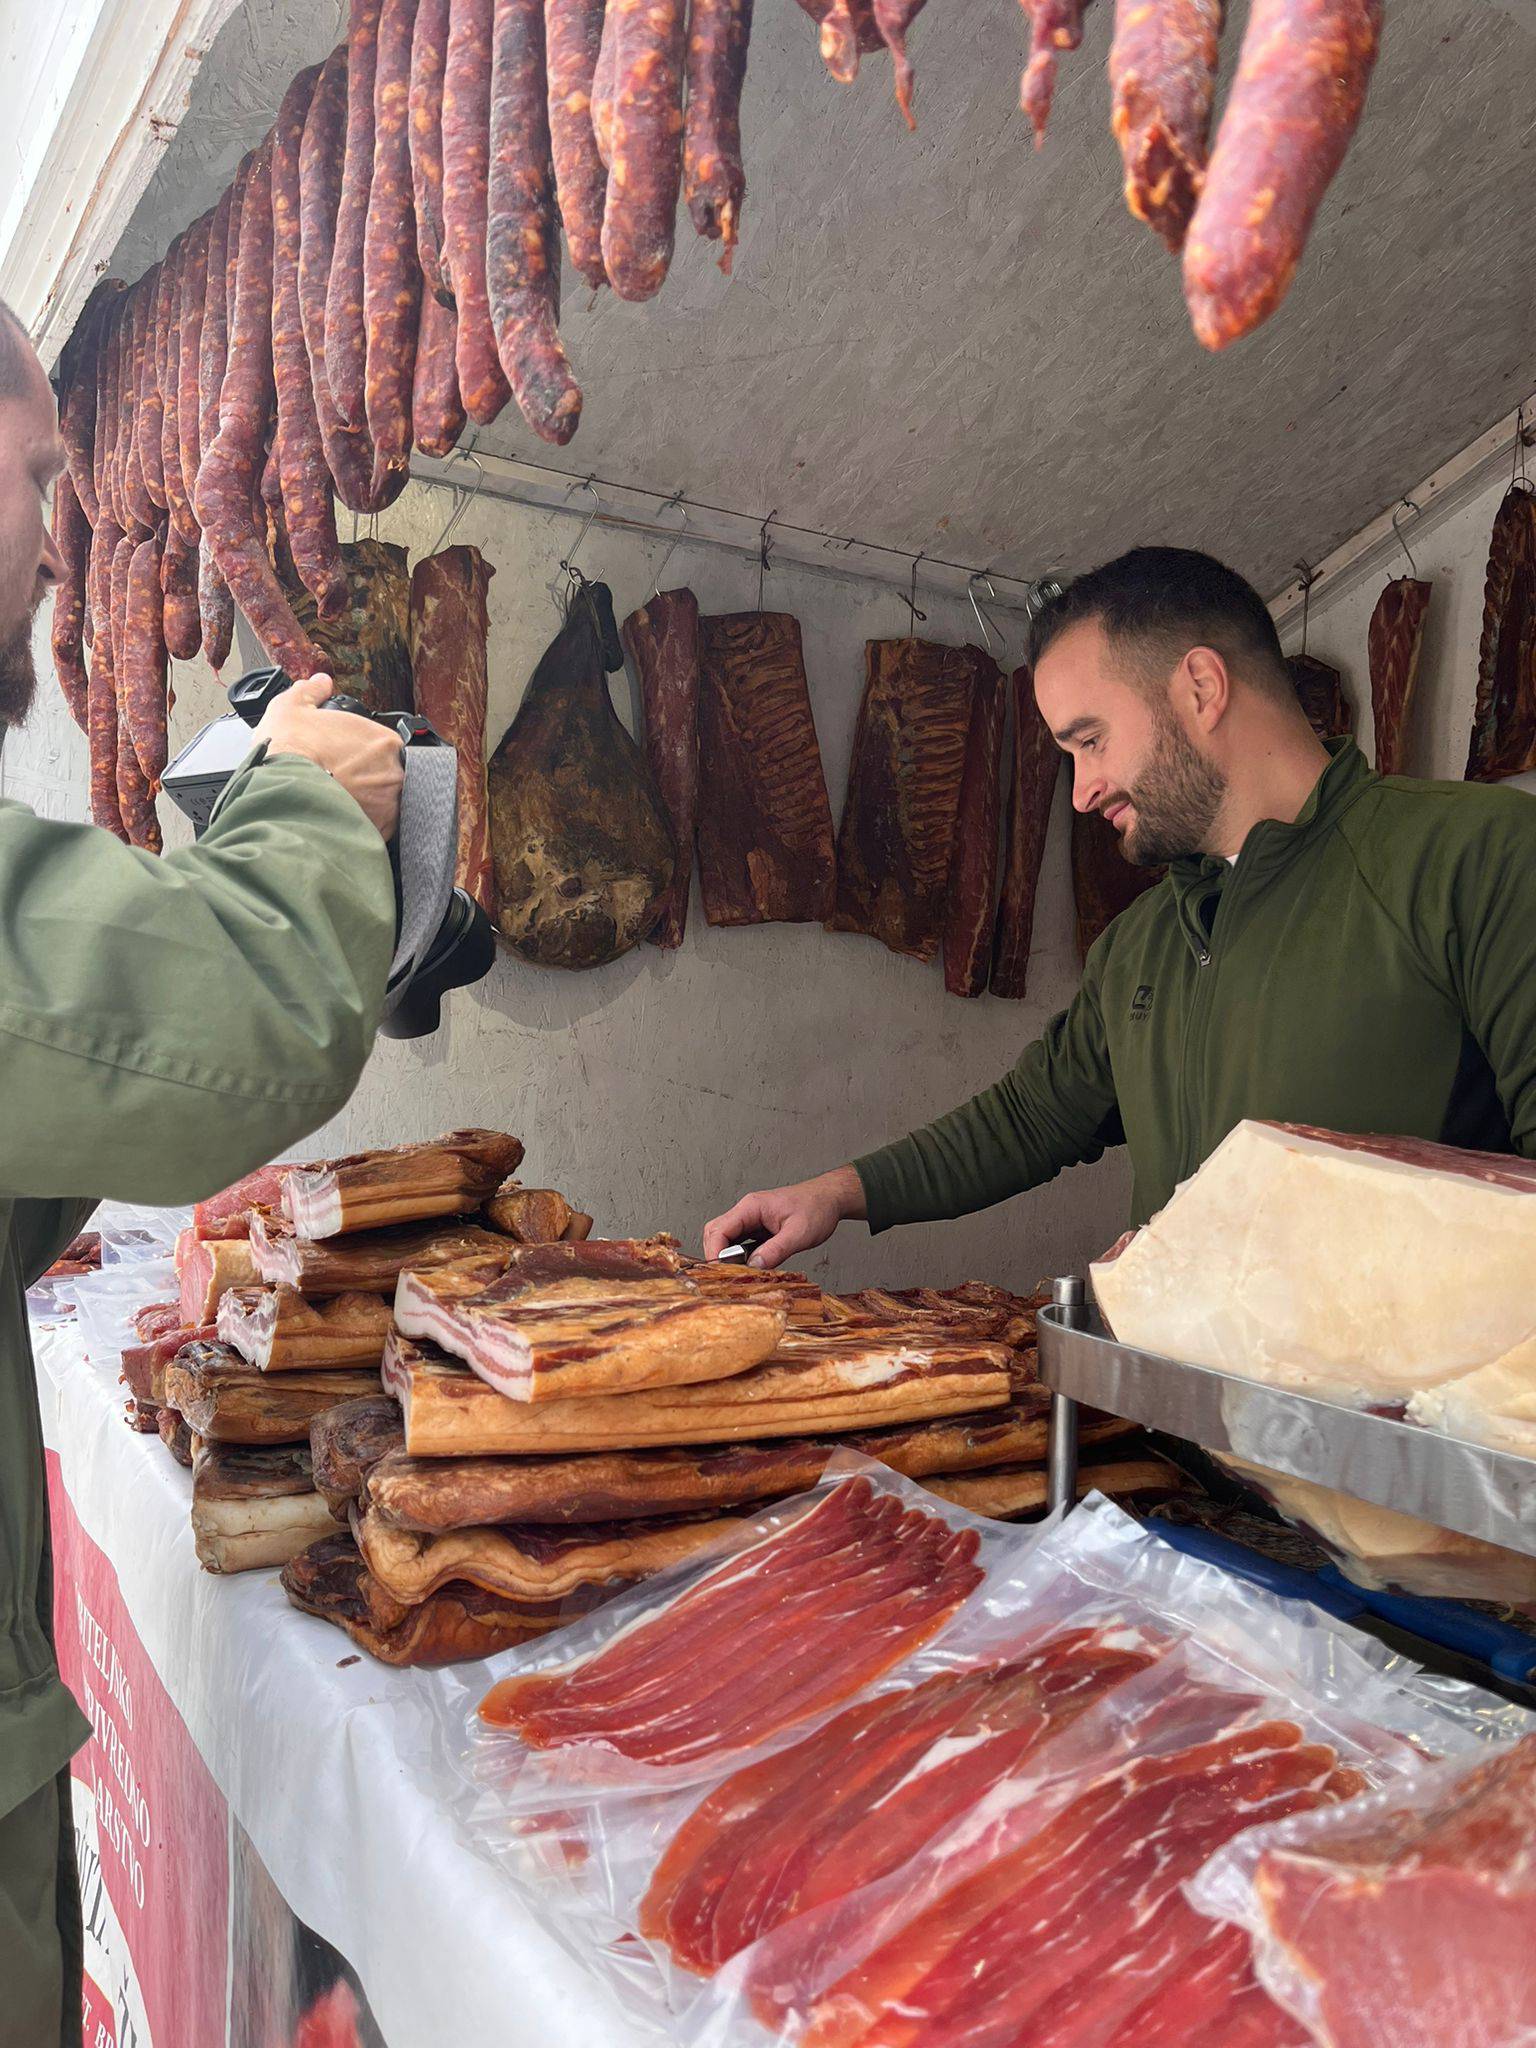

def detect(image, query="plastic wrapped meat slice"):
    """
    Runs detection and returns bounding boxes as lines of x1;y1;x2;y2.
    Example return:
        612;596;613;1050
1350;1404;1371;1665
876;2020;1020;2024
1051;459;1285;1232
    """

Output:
641;1625;1162;1975
477;1475;984;1771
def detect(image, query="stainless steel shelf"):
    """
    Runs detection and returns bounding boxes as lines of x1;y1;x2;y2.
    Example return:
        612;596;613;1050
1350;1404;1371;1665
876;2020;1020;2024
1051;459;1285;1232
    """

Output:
1038;1301;1536;1561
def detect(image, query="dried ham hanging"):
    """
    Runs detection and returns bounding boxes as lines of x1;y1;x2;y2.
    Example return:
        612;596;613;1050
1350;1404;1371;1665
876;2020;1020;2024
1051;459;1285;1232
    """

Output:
1367;576;1431;778
830;638;988;963
1465;486;1536;782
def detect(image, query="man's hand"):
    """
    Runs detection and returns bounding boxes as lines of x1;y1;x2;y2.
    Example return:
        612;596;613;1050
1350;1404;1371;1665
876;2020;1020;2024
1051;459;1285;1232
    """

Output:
252;674;404;839
702;1166;867;1270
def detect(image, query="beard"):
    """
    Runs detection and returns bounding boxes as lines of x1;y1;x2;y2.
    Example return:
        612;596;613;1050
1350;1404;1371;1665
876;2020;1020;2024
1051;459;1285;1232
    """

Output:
0;609;39;729
1114;708;1227;867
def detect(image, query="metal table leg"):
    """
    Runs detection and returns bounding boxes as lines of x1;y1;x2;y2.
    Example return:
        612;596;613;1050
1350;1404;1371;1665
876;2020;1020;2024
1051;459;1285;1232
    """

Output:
1046;1276;1085;1514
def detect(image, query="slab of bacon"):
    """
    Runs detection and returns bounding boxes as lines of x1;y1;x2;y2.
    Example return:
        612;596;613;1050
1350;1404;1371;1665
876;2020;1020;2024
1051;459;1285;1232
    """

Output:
280;1127;525;1238
217;1285;394;1372
248;1213;512;1297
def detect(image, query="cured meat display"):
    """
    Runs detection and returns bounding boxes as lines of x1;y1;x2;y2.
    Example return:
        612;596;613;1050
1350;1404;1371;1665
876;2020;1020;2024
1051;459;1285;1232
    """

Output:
482;1183;585;1243
218;1287;395;1373
194;1165;294;1241
164;1341;382;1446
545;0;608;289
773;1709;1360;2048
353;1500;743;1603
444;0;514;425
1109;0;1224;251
280;1128;525;1238
249;1213;513;1297
1217;1734;1536;2048
477;1476;985;1764
190;1442;336;1574
289;539;414;714
1367;576;1432;778
991;668;1062;998
311;1394;406;1518
392;1265;788;1401
383;1324;1011;1456
282;1529;577;1665
831;640;987;963
1466;486;1536;781
940;654;1006;997
1092;1120;1536;1415
696;613;837;927
1072;805;1162;961
624;588;702;949
1183;0;1384;351
363;0;425;492
489;586;674;967
641;1625;1161;1974
178;1231;262;1325
409;547;496;911
1286;651;1354;740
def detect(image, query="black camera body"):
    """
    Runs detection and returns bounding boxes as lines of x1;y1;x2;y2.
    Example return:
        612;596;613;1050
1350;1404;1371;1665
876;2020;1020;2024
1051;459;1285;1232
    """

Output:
161;665;496;1039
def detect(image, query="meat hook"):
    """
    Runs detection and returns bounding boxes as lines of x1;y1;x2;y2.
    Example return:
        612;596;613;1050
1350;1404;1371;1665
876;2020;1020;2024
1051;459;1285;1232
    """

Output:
1390;500;1420;580
431;435;485;554
901;553;928;628
559;476;603;587
967;570;1002;653
757;509;778;612
649;489;690;598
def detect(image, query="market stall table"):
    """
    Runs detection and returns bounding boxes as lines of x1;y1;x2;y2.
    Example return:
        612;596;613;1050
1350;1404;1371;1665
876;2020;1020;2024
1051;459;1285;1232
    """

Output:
31;1299;664;2048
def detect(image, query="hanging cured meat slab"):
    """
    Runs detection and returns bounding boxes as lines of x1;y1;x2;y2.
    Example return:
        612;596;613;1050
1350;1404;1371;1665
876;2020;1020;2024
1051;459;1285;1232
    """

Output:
1072;808;1162;962
941;653;1007;996
829;638;984;963
289;537;414;713
490;584;674;967
991;666;1063;1000
695;611;837;926
1286;652;1354;742
1466;486;1536;782
1367;577;1432;778
624;587;702;949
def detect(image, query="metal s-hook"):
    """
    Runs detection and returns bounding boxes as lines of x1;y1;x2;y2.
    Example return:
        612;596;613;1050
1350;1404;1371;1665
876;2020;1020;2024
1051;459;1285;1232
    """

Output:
1390;499;1420;580
430;433;485;554
649;489;689;598
756;508;777;612
559;475;603;586
967;570;1001;653
901;552;928;628
1294;559;1319;656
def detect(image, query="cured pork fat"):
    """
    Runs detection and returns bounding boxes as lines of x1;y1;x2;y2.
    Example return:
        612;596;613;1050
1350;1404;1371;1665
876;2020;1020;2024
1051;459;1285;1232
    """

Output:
218;1286;394;1372
190;1443;335;1573
830;639;988;963
1368;577;1431;778
696;612;837;926
478;1475;984;1764
248;1213;512;1297
393;1264;787;1401
384;1326;1012;1456
642;1626;1161;1973
280;1128;525;1237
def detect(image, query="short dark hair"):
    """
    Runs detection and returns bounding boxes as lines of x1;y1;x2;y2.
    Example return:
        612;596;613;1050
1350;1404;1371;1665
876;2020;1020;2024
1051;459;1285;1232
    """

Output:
1028;547;1289;697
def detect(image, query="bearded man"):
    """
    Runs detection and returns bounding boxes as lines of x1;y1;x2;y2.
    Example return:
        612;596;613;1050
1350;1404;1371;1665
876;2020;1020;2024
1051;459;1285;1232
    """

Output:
704;546;1536;1267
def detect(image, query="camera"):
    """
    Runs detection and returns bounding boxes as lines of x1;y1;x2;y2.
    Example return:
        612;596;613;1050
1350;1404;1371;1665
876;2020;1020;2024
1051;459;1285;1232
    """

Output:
161;666;496;1039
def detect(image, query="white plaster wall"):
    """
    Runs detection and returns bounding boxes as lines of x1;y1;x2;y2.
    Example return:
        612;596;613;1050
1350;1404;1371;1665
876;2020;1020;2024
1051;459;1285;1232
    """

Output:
3;481;1130;1292
1277;467;1527;790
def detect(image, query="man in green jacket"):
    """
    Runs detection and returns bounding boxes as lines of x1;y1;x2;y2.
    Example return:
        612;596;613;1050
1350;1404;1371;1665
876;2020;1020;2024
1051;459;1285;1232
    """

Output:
704;546;1536;1267
0;306;402;2043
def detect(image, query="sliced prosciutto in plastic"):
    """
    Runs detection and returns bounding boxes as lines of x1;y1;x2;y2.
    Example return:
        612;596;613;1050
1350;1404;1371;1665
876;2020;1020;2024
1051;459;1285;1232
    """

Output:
641;1625;1163;1975
478;1477;984;1768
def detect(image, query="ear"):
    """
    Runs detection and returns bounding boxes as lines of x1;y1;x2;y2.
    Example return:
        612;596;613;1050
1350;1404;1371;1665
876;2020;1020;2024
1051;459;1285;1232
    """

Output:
1178;645;1231;732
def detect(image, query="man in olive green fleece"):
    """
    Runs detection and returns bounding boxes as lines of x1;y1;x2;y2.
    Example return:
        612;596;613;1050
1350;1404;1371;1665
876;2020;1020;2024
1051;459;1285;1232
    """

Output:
0;303;402;2045
705;546;1536;1268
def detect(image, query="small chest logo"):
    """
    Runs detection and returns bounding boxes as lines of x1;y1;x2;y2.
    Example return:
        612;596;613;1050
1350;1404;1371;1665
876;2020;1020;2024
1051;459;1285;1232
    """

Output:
1130;984;1155;1022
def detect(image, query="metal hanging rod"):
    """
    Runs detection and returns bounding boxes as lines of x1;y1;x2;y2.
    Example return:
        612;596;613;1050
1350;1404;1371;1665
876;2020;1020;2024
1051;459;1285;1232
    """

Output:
407;446;1050;617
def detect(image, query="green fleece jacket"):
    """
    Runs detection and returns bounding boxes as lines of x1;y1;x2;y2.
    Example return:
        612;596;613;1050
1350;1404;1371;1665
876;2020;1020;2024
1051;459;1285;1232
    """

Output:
0;750;393;1820
857;742;1536;1235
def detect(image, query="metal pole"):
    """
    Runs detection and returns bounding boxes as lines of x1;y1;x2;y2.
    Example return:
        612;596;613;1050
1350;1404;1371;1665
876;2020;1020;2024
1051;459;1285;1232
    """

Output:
1047;1276;1085;1515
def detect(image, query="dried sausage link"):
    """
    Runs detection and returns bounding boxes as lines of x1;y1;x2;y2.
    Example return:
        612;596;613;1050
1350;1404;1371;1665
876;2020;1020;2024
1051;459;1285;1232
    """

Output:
1182;0;1381;349
301;44;393;512
59;276;122;526
1109;0;1224;253
97;293;126;529
110;530;162;849
140;260;172;512
121;275;158;533
87;516;129;839
274;64;348;615
599;0;686;303
200;183;236;480
326;0;384;429
124;533;170;786
488;0;582;443
443;0;513;424
161;521;203;662
365;0;425;495
412;284;467;455
50;470;92;731
410;0;454;302
546;0;609;290
176;213;213;541
199;539;236;673
158;236;188;537
195;141;328;677
873;0;928;126
684;0;751;264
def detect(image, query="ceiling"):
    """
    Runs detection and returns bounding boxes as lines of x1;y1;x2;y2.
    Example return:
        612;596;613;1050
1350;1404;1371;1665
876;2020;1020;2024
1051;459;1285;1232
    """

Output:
109;0;1536;594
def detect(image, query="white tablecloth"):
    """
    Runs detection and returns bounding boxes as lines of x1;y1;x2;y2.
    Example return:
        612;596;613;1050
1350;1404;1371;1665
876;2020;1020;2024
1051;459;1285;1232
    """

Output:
34;1293;659;2048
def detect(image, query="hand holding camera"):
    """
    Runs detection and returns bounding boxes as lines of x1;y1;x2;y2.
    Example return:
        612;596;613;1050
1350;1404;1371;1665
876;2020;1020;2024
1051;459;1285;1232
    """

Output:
252;673;406;840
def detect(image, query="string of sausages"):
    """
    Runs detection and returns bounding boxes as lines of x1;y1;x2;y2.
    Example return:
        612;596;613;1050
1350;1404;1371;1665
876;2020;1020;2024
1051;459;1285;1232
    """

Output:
50;0;1384;839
